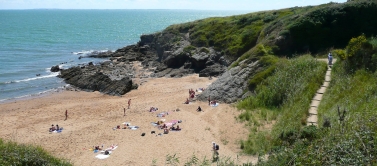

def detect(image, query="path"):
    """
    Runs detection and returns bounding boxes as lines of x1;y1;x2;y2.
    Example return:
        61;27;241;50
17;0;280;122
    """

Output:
307;59;336;126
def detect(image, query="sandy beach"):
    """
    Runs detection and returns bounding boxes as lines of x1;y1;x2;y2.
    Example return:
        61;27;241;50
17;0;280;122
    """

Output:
0;74;256;165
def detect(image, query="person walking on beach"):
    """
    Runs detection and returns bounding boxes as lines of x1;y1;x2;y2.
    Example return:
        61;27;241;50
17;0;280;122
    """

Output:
208;96;211;105
65;110;68;121
124;107;126;116
128;99;131;109
212;142;219;161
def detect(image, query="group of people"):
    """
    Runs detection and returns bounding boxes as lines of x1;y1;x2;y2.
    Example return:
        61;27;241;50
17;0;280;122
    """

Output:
160;124;181;134
189;89;196;99
49;124;61;132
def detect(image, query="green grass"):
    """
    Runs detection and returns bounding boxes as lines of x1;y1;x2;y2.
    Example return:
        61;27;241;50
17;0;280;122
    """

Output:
256;35;377;165
0;138;72;166
237;55;327;155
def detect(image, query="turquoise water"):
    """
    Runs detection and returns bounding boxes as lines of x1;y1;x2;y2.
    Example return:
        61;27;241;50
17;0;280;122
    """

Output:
0;9;249;102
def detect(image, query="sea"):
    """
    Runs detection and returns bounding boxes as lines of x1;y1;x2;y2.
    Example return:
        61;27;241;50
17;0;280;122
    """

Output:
0;9;250;103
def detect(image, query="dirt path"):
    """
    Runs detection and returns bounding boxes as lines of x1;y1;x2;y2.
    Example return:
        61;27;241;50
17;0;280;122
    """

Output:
307;58;336;126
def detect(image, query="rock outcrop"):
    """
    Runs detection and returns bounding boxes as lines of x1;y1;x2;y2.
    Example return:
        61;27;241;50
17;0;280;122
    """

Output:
197;61;260;103
50;65;60;72
58;63;138;96
58;29;251;99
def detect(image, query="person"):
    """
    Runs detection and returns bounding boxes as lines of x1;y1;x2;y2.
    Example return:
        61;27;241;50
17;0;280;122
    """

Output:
328;52;333;65
208;96;211;105
123;107;126;116
65;110;68;121
184;98;189;104
212;142;219;161
196;106;203;112
164;128;169;134
56;124;60;131
50;124;56;132
128;99;131;109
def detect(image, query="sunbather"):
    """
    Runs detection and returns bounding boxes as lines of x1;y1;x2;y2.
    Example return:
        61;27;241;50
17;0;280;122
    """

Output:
184;98;189;104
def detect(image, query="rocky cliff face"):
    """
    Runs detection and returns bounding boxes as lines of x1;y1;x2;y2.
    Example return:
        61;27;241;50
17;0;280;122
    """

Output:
58;30;255;99
197;60;260;103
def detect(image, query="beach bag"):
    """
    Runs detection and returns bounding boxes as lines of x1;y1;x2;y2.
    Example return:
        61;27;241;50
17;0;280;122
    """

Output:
215;145;219;150
104;150;109;155
141;133;145;136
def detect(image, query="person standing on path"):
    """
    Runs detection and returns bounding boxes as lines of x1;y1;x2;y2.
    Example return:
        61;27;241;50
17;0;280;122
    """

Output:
65;110;68;121
128;99;131;109
328;52;333;65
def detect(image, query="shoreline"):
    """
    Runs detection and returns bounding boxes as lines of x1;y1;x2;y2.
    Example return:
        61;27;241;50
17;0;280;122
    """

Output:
0;74;257;165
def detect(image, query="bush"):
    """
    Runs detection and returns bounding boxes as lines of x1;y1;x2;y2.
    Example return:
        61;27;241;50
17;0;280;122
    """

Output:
0;139;72;166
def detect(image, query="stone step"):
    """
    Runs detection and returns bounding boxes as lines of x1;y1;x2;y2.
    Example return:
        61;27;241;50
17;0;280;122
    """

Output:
325;75;331;81
313;93;323;101
317;87;326;94
323;81;330;87
309;107;317;115
310;100;320;107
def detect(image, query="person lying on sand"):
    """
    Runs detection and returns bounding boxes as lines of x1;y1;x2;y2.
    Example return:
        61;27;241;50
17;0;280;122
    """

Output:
94;146;103;150
171;125;181;131
210;100;217;105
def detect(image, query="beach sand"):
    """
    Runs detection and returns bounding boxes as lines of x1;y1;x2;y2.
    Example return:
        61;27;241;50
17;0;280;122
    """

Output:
0;74;256;165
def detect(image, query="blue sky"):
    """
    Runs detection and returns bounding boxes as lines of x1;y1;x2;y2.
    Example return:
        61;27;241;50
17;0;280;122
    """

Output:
0;0;347;10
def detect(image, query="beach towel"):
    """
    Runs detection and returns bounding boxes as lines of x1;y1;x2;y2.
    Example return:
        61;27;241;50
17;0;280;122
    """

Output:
105;145;118;151
95;151;112;159
129;126;139;130
211;103;219;107
170;120;178;124
151;122;158;126
165;123;174;127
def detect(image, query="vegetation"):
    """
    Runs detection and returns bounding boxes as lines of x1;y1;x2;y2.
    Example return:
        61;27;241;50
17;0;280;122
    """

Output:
165;0;377;63
245;35;377;165
0;138;72;166
165;1;377;164
237;55;327;155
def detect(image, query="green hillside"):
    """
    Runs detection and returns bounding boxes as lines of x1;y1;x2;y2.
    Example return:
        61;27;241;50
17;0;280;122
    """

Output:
164;0;377;165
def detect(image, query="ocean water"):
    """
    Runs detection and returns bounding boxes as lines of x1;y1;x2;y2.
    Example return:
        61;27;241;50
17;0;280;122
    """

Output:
0;9;249;102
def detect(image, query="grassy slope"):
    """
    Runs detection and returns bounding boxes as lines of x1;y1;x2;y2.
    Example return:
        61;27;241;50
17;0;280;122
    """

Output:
165;0;377;62
255;36;377;165
0;138;72;166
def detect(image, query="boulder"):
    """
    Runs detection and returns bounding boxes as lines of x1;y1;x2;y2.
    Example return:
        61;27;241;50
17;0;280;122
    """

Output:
50;65;60;72
59;67;137;95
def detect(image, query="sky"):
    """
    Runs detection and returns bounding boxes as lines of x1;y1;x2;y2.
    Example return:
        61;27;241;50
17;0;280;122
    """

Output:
0;0;348;11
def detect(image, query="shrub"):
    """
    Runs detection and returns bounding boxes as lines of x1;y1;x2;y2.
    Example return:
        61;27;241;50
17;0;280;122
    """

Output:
0;139;72;166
